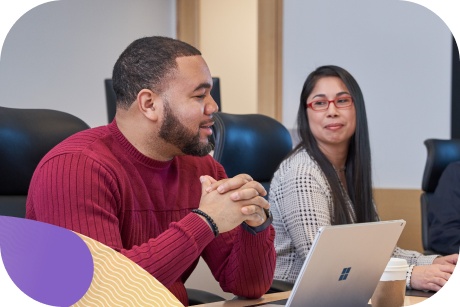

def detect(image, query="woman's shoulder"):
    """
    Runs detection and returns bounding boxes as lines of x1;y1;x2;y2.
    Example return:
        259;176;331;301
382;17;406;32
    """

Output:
273;148;324;182
269;147;331;202
278;148;318;171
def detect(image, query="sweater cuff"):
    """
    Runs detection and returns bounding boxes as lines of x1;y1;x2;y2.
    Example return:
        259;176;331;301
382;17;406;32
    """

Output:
239;224;274;245
176;213;216;247
406;264;415;289
416;254;439;266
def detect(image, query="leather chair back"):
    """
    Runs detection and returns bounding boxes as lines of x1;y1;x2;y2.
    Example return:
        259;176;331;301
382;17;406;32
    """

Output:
104;79;117;123
420;138;460;253
0;107;90;217
212;113;295;294
212;112;293;194
210;77;221;111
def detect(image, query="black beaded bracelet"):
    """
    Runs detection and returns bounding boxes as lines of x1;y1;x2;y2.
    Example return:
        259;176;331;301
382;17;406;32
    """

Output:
192;209;219;237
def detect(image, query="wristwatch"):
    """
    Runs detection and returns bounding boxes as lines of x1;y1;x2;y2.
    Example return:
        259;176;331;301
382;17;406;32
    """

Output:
241;208;273;235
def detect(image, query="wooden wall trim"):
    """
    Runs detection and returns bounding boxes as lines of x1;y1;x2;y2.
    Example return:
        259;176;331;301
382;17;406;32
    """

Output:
176;0;200;48
257;0;283;121
177;0;283;120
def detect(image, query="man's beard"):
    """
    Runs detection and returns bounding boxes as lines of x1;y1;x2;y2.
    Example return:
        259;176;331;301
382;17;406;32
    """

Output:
159;99;213;157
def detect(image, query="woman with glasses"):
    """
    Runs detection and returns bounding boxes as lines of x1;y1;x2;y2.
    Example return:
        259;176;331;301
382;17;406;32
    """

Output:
269;65;458;292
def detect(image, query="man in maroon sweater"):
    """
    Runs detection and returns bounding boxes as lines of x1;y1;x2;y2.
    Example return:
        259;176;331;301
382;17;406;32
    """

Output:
26;36;275;305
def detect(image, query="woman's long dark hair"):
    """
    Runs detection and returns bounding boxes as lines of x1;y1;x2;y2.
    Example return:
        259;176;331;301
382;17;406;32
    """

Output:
290;65;377;225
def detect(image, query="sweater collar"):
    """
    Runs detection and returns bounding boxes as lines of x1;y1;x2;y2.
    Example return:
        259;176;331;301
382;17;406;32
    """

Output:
108;119;174;169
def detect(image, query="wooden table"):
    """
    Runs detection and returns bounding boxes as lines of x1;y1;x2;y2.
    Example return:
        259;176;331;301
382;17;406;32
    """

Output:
194;290;429;306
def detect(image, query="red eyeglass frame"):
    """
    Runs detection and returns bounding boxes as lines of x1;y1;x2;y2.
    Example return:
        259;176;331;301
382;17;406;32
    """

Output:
306;95;354;111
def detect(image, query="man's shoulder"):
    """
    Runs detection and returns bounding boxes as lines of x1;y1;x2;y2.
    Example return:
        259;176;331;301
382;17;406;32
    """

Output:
445;161;460;174
43;125;112;160
438;161;460;186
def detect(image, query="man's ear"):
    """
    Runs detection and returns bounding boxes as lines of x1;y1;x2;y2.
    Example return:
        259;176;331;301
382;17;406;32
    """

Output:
136;89;161;121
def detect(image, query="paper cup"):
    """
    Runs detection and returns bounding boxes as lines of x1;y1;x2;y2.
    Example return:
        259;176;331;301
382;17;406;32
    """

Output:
371;258;408;307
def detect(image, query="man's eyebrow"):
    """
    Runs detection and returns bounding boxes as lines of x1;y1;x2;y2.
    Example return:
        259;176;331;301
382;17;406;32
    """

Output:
193;82;212;92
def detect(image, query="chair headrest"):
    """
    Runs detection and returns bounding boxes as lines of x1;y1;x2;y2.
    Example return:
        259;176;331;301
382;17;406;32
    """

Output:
0;107;90;195
421;138;460;192
212;112;293;183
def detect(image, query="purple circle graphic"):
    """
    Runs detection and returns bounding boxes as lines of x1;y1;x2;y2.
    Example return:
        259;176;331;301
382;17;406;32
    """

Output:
0;216;93;306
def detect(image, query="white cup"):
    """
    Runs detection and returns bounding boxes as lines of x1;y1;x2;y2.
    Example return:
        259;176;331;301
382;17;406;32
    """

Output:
371;258;408;307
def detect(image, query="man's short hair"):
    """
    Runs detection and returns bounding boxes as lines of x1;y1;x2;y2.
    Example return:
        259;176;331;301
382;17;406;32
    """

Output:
112;36;201;109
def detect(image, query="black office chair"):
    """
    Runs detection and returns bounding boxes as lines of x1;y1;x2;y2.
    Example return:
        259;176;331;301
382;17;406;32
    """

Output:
265;280;294;294
212;112;293;194
186;289;225;306
212;112;294;294
104;77;222;123
0;106;90;218
210;77;222;111
420;138;460;254
104;79;117;123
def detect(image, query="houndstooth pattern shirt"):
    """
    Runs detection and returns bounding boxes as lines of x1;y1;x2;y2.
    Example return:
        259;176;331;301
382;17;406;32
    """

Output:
269;148;438;285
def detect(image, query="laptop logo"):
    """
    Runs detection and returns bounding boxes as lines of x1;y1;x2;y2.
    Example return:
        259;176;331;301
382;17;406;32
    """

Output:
338;267;351;281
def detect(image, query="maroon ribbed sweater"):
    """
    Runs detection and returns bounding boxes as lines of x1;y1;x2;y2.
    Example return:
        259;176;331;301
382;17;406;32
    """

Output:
26;121;276;306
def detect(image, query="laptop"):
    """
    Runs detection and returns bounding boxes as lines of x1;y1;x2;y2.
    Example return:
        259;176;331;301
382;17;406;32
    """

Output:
261;220;406;307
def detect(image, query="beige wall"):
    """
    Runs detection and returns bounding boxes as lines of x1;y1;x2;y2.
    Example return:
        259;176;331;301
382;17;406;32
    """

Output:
374;189;423;253
177;0;282;119
200;0;258;114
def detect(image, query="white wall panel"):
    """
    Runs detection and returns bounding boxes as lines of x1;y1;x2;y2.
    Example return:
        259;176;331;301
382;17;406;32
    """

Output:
283;0;452;188
0;0;176;128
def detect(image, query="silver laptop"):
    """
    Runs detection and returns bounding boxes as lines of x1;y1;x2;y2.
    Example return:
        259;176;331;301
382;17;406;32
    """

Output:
262;220;406;307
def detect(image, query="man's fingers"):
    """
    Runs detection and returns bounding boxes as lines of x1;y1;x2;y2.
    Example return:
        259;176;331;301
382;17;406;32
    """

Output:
216;174;253;193
200;176;214;194
203;174;269;198
230;186;261;201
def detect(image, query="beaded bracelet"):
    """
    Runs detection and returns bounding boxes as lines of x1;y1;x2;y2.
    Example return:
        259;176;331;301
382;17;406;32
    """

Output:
192;209;219;237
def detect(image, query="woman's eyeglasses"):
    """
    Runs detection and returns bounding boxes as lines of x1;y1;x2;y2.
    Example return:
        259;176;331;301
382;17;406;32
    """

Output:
306;96;353;111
